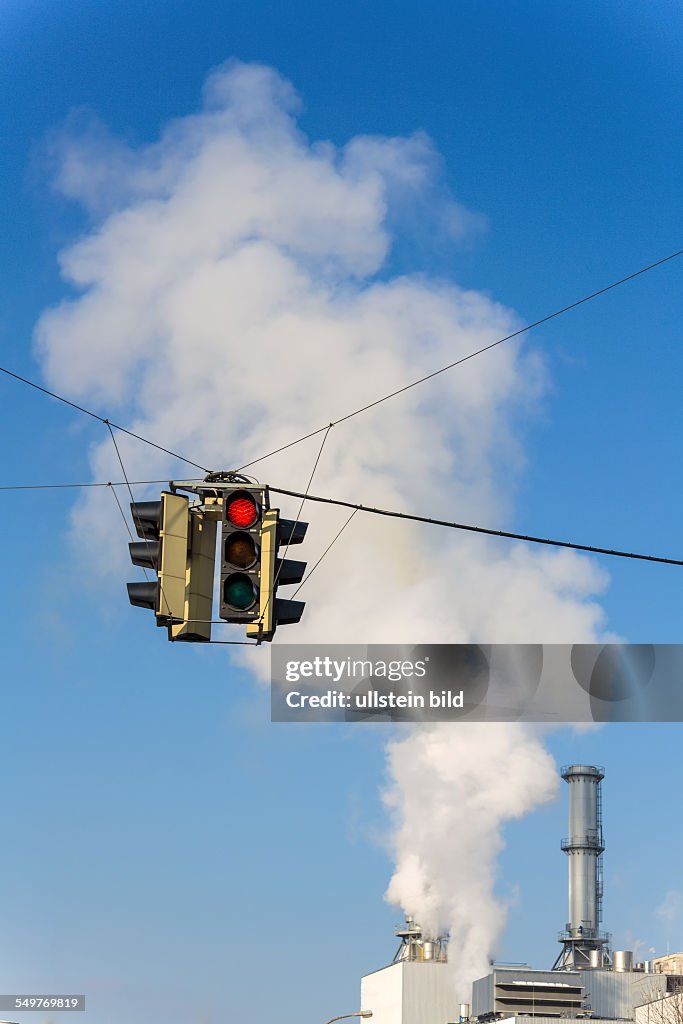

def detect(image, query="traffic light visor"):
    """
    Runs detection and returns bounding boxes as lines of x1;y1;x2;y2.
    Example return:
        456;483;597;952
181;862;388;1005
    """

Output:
130;500;162;539
127;580;158;610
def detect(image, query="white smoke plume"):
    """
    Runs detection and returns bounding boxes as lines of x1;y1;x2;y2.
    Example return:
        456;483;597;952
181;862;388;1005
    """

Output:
384;723;558;999
35;60;609;1001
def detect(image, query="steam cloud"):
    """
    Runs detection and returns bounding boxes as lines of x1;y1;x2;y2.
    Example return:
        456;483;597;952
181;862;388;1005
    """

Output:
384;723;557;998
35;61;609;1000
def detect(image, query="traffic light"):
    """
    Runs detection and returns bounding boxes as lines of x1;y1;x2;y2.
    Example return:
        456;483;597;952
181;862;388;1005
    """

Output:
218;487;308;641
245;509;307;642
127;482;309;643
219;487;266;623
127;492;190;626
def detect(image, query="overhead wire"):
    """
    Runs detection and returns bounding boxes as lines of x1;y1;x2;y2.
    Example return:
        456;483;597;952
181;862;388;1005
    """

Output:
109;483;137;547
106;422;142;521
1;248;680;484
0;479;180;491
236;248;683;472
268;485;683;567
106;431;158;600
1;247;681;602
0;364;210;472
291;508;359;598
255;423;333;632
0;472;680;567
106;425;178;618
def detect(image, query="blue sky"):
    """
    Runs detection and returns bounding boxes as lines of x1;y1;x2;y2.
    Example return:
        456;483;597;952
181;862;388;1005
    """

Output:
0;2;682;1023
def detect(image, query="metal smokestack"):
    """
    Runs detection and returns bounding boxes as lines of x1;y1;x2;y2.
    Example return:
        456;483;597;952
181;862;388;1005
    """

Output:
553;765;611;970
565;764;603;935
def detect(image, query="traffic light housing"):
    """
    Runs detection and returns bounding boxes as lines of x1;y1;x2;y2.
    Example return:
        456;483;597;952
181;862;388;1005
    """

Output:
218;487;308;641
127;492;190;626
219;487;266;623
127;492;217;641
170;510;217;643
245;510;307;642
127;482;308;643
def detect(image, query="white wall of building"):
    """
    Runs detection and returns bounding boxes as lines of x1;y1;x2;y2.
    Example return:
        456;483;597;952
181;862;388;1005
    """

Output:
360;961;457;1024
361;963;404;1024
636;992;683;1024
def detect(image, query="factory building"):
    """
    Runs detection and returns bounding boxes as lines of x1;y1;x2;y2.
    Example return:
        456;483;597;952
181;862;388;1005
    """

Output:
359;765;683;1024
635;985;683;1024
360;916;457;1024
650;957;683;977
471;967;585;1019
472;961;652;1021
361;960;456;1024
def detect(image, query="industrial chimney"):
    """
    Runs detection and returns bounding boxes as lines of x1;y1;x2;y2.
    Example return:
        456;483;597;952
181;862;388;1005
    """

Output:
552;765;611;970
